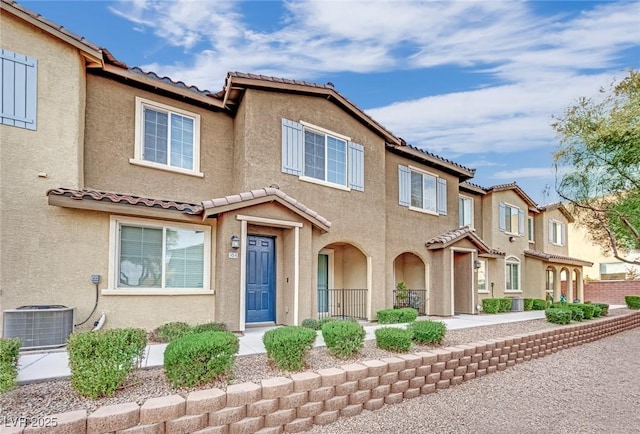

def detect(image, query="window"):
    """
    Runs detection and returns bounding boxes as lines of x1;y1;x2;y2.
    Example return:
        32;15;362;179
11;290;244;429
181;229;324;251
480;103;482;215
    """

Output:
112;217;210;291
133;97;201;175
546;268;554;293
398;165;447;215
548;219;566;246
477;259;487;292
1;49;37;130
459;196;473;227
499;202;524;235
282;119;364;191
527;216;534;242
506;257;520;291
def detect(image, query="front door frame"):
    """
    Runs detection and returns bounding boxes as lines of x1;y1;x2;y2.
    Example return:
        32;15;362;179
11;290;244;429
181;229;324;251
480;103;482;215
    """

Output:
450;247;476;315
237;214;302;331
245;234;276;323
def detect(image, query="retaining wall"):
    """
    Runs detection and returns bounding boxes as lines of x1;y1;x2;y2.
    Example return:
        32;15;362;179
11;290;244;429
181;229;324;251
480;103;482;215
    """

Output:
8;311;640;434
583;280;640;304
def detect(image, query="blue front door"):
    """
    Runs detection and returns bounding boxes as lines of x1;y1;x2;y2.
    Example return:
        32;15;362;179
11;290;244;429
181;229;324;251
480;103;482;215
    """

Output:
246;235;275;323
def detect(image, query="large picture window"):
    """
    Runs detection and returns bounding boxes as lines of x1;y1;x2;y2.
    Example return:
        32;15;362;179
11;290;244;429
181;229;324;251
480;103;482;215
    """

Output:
133;97;201;175
112;217;210;291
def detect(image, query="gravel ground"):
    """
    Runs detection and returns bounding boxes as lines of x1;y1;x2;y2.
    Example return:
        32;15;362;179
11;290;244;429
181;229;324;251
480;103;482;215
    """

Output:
0;309;635;425
308;326;640;433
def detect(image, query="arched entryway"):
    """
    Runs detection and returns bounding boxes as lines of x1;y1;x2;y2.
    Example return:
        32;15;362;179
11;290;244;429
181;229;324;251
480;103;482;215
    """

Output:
393;252;427;315
317;242;369;320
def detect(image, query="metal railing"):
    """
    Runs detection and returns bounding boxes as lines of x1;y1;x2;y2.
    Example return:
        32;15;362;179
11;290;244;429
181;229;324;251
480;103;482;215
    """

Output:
317;288;368;321
392;289;427;316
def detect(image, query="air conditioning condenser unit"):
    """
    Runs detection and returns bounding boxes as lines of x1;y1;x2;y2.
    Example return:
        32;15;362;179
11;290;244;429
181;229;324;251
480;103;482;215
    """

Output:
3;305;75;349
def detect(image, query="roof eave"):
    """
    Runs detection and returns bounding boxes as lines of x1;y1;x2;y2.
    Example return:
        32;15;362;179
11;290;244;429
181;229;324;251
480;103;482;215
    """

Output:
387;144;475;180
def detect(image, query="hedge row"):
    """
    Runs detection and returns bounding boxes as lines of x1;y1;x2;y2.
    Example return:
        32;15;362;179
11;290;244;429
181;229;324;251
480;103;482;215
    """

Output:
0;338;21;393
626;295;640;309
376;308;419;324
481;298;512;314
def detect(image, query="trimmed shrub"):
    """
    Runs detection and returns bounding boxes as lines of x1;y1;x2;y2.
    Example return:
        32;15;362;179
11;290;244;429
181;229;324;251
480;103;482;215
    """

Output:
408;320;446;345
524;298;535;311
545;308;572;325
375;327;413;352
192;322;227;334
573;303;595;319
564;305;584;322
499;298;513;312
592;305;603;318
0;338;21;393
376;308;418;324
68;328;147;398
532;299;549;310
594;303;609;316
263;326;317;371
322;321;366;358
164;331;238;387
151;322;192;343
482;298;502;314
301;318;321;330
625;295;640;309
318;317;338;328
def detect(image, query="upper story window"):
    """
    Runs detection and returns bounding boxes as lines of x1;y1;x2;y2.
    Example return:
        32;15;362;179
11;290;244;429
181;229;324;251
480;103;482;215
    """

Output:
1;49;37;130
132;97;202;176
282;119;364;191
548;219;566;246
527;216;534;243
459;196;473;227
398;165;447;215
499;202;524;236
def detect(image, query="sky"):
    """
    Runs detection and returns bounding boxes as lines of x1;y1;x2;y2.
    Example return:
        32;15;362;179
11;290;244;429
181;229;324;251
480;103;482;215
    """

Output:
22;0;640;204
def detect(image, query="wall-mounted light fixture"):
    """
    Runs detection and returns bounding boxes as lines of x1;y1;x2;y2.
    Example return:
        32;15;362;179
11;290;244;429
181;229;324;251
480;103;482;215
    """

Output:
508;236;516;242
231;235;240;250
474;259;482;269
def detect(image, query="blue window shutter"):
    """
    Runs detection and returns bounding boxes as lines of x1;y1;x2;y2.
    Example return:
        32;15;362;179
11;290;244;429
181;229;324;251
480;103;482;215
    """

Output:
281;118;303;175
499;203;506;232
518;209;524;236
437;178;447;215
398;165;410;206
1;49;37;130
347;141;364;191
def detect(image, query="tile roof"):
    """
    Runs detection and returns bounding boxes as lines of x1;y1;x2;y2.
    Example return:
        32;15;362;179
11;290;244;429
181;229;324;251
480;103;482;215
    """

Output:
484;182;539;209
47;188;203;215
202;187;331;229
524;250;593;266
404;144;475;175
129;67;216;97
228;71;336;90
425;226;504;255
537;202;574;222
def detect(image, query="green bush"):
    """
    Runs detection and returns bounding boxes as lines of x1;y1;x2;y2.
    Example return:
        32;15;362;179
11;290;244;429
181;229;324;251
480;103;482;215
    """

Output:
263;326;317;371
564;305;584;322
408;320;446;345
0;338;21;393
482;298;502;314
524;298;535;311
625;295;640;309
532;299;550;310
545;308;573;325
321;321;366;358
499;298;513;312
376;308;418;324
594;303;609;316
164;331;238;387
192;322;227;334
592;305;602;318
151;322;192;343
301;318;321;330
68;328;147;398
573;303;596;319
375;327;413;352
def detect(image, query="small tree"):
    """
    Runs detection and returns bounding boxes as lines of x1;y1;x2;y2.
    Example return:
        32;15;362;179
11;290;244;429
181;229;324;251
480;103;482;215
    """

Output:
552;70;640;266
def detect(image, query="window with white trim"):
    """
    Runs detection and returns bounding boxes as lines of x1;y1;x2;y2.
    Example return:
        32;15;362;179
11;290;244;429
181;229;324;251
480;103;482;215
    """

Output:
499;202;524;236
282;119;364;191
398;165;447;215
113;217;209;290
133;97;201;174
459;196;473;227
477;259;487;291
1;49;37;130
548;219;566;246
506;256;520;291
527;216;534;242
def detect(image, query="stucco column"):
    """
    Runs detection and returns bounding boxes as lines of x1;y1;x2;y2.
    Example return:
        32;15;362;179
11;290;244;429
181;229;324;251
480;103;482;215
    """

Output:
577;271;584;302
566;271;573;302
553;268;561;302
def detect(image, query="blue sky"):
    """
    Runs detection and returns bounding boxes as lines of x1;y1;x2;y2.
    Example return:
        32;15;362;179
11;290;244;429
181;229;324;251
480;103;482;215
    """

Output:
23;0;640;203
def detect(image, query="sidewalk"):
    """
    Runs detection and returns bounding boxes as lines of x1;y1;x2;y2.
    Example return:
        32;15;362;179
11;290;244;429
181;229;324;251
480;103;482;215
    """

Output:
16;310;552;385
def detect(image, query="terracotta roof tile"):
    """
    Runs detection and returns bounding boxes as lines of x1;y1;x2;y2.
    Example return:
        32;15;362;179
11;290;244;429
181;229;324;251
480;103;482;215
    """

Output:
129;66;217;97
425;226;504;256
228;71;334;90
524;250;593;266
47;188;203;214
484;182;538;209
404;144;475;175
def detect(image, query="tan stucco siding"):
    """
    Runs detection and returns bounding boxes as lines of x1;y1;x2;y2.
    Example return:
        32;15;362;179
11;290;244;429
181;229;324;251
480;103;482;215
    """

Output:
539;208;571;256
83;74;235;203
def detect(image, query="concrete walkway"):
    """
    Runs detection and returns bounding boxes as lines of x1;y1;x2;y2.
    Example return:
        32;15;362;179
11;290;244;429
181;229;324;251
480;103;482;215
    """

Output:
16;310;552;385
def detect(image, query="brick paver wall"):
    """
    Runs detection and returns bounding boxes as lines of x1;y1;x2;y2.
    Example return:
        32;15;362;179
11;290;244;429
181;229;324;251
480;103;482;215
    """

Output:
584;280;640;304
13;311;640;434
